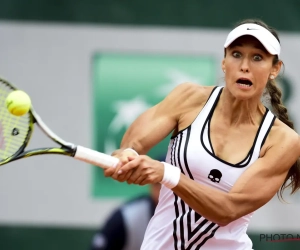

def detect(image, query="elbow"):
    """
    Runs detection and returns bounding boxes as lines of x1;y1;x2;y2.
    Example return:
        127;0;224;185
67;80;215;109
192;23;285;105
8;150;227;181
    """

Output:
216;195;240;227
216;214;235;227
215;207;237;227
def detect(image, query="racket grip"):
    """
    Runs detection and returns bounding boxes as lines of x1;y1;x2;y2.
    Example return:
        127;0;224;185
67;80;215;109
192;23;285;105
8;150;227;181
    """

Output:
74;145;119;169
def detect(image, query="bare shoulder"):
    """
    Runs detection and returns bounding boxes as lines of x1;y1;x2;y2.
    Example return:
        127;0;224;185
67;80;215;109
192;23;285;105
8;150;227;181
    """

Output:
263;118;300;155
164;82;215;107
159;83;216;133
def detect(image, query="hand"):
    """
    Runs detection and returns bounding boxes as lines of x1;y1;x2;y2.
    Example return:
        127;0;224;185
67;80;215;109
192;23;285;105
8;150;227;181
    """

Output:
118;155;164;185
104;149;137;182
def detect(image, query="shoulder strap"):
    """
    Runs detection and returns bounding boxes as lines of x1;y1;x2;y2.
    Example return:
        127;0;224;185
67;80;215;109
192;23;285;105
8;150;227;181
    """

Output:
199;86;223;119
252;110;276;156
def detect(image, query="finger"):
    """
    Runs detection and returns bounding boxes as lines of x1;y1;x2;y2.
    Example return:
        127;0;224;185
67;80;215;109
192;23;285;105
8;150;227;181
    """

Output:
118;169;134;183
123;169;134;181
127;170;141;184
139;177;151;186
111;155;129;179
119;155;130;165
104;166;117;177
114;174;127;182
118;159;139;173
132;175;146;185
128;156;137;161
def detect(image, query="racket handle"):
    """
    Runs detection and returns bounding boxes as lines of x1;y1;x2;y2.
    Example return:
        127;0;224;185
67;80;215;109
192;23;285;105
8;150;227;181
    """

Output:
74;145;119;169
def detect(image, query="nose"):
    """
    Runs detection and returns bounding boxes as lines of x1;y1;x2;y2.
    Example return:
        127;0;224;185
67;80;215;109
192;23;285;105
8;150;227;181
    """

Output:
240;58;250;73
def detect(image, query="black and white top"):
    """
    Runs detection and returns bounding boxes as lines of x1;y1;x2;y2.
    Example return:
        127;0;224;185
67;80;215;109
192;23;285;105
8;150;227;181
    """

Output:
141;86;275;250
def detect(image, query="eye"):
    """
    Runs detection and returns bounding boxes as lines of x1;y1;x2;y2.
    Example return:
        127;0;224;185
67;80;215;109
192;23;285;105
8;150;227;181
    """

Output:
253;54;262;61
232;51;241;58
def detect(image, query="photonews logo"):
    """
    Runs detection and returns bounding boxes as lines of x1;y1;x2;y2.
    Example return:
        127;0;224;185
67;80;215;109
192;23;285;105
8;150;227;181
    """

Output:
260;233;300;242
92;53;217;198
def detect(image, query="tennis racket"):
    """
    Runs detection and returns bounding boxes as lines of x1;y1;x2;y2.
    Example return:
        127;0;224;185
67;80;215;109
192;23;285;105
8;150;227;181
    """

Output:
0;77;119;169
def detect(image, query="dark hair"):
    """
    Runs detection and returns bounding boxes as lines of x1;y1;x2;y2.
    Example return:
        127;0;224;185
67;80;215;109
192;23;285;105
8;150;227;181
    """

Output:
228;19;300;200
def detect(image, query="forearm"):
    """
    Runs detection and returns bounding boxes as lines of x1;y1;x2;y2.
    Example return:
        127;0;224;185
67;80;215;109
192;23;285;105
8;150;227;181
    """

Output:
173;174;234;226
172;168;286;226
120;127;147;154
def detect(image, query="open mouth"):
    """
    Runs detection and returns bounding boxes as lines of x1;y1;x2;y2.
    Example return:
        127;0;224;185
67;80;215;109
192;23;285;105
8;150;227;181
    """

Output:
236;78;253;88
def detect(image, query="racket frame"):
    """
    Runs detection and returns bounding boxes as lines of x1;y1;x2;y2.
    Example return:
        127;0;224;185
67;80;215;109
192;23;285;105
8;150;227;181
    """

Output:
0;77;119;169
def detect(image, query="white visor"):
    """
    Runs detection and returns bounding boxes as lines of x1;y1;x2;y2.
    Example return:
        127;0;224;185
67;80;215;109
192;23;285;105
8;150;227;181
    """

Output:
224;23;281;58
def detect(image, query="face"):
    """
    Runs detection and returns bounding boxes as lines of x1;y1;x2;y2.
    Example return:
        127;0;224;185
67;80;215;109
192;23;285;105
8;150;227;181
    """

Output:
222;35;282;100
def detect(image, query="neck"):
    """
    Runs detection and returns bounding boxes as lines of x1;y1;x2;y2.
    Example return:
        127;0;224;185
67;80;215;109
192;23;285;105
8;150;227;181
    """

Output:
218;87;266;126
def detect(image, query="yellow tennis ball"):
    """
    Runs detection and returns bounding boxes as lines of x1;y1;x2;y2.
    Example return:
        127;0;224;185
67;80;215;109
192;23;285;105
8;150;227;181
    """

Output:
5;90;31;116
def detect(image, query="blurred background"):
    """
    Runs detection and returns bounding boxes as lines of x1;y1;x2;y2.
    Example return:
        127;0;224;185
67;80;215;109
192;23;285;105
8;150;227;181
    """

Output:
0;0;299;249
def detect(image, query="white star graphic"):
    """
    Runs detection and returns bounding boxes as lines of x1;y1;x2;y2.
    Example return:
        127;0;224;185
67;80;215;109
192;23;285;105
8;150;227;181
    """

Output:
109;96;151;133
104;96;151;154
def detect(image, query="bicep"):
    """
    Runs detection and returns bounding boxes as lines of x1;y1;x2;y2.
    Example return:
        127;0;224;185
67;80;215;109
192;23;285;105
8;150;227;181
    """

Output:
120;83;210;154
120;83;195;154
229;136;299;217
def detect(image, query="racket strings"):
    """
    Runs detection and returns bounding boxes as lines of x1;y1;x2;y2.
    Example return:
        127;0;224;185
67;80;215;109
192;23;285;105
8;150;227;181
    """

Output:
0;82;31;161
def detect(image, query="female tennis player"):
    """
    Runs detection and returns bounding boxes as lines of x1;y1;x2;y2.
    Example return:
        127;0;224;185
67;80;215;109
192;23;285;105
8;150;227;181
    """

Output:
104;19;300;250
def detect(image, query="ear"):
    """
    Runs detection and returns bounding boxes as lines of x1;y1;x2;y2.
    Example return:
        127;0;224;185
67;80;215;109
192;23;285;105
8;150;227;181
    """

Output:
221;59;226;72
271;60;282;78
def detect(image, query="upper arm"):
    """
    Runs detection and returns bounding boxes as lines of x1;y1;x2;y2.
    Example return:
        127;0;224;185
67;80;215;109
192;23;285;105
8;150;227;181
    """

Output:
229;128;300;219
120;82;208;154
